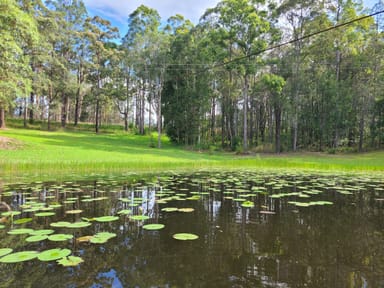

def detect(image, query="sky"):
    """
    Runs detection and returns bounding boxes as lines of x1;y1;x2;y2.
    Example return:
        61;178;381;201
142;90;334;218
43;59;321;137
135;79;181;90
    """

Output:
83;0;380;39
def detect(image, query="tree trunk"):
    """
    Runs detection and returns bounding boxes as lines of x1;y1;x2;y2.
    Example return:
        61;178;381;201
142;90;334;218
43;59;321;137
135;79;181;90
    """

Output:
243;75;249;152
157;90;162;149
23;97;28;128
140;83;145;135
0;107;5;129
74;88;81;126
124;112;128;132
358;115;364;152
29;92;35;124
61;92;68;128
275;106;281;153
95;98;100;134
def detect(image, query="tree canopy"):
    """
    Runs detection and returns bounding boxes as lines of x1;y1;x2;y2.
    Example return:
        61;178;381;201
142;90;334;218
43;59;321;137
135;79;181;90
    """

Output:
1;0;384;152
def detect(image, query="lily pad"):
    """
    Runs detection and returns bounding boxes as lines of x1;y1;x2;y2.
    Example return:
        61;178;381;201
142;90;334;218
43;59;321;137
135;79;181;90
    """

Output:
25;235;48;242
38;248;71;261
14;218;33;225
173;233;199;241
66;222;92;228
57;256;84;267
89;232;116;244
0;251;39;263
7;228;34;235
50;221;71;228
117;209;132;215
1;211;21;217
178;208;194;213
241;201;255;208
29;229;55;236
65;209;83;214
94;216;119;223
0;225;5;229
35;212;55;217
0;248;13;257
142;224;165;230
130;215;150;221
161;207;178;212
48;234;73;242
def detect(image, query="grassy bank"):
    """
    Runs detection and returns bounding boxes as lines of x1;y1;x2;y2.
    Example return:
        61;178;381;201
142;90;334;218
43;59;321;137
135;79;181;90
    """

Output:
1;128;384;182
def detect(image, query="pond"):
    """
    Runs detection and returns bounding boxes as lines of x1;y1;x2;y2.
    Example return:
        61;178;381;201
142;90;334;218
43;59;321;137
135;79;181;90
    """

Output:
0;170;383;287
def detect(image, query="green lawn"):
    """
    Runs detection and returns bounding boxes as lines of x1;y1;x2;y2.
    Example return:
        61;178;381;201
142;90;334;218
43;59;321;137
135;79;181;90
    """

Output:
1;128;384;182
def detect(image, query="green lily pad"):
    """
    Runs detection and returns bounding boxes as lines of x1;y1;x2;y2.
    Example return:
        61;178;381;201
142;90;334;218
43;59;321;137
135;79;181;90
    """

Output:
7;228;34;235
65;209;83;214
29;229;55;236
35;212;55;217
0;251;39;263
25;235;48;242
23;208;40;213
66;222;92;228
14;218;33;225
1;211;21;217
89;237;108;244
50;221;71;228
142;224;165;230
161;207;178;212
241;201;255;208
57;256;84;267
0;225;5;229
89;232;116;244
173;233;199;241
0;248;13;257
117;209;132;215
48;234;73;242
94;216;119;223
130;215;150;221
178;208;194;213
38;248;71;262
310;201;333;205
288;201;311;207
96;232;116;239
63;200;76;204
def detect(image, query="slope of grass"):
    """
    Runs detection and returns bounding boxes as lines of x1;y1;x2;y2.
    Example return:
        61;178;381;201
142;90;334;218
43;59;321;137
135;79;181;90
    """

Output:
1;128;384;183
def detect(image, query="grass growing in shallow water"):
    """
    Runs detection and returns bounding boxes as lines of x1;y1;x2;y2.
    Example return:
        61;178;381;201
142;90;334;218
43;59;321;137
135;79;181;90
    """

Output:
1;128;384;182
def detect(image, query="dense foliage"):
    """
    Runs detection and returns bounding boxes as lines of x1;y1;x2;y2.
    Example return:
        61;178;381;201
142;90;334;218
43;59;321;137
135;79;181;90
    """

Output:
1;0;383;152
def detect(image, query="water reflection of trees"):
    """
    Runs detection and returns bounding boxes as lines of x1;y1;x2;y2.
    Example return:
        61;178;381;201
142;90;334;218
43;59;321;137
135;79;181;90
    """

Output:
0;173;383;287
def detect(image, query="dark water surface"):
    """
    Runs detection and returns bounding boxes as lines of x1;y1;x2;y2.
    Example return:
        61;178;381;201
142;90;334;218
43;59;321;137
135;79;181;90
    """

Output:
0;170;383;287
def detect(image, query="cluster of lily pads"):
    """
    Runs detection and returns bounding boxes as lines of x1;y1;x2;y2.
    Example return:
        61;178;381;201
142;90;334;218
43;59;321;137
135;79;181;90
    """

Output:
0;247;83;266
1;170;383;266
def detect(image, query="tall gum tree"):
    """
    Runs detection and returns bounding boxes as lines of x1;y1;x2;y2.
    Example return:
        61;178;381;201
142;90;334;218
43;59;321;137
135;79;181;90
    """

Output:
84;16;119;133
0;0;38;129
202;0;271;152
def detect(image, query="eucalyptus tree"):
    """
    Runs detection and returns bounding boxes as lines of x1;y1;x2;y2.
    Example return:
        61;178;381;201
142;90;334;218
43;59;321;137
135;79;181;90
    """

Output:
45;0;88;128
258;73;286;153
0;0;38;128
84;16;119;133
108;44;132;132
17;0;57;125
162;17;214;145
122;5;161;135
277;0;322;151
201;0;272;152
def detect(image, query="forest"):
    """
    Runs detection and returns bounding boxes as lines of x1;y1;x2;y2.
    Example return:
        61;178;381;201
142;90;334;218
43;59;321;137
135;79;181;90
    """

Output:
1;0;384;153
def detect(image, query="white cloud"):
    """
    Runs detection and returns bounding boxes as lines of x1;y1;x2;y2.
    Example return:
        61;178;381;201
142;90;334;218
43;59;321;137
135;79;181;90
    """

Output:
83;0;220;25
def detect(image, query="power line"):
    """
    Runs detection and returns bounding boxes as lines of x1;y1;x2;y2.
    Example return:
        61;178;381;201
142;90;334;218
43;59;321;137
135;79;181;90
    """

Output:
208;9;384;71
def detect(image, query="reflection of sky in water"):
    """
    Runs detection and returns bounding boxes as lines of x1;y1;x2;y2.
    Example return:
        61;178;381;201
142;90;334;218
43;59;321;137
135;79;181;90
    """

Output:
94;269;123;288
1;171;383;288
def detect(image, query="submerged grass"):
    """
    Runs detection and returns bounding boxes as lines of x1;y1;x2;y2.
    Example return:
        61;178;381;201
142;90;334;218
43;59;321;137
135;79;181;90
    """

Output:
1;128;384;182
